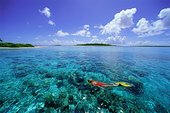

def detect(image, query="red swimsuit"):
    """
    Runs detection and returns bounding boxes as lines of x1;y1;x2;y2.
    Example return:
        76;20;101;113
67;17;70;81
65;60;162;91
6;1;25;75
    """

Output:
92;81;108;87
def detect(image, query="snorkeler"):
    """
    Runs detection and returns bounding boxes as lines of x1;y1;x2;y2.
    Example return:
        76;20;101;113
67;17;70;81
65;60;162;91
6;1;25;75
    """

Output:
88;80;118;87
88;80;133;88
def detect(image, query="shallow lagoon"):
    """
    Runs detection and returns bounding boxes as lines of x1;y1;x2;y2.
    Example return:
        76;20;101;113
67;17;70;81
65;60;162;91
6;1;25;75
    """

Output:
0;46;170;113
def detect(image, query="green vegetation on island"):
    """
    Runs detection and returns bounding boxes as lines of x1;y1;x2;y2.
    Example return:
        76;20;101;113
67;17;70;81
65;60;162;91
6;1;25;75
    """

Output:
0;42;34;48
0;38;34;48
76;43;114;46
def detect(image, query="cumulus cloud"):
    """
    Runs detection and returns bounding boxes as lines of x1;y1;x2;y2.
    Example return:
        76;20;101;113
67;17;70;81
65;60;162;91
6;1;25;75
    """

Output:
84;25;90;30
105;36;126;44
89;35;126;45
48;20;55;26
39;7;51;18
158;8;170;27
133;8;170;37
56;30;69;37
100;8;137;35
72;25;91;37
132;18;165;37
39;7;56;26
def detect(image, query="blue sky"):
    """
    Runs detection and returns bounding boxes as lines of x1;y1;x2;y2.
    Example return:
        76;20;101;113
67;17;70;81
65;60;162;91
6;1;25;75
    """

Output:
0;0;170;45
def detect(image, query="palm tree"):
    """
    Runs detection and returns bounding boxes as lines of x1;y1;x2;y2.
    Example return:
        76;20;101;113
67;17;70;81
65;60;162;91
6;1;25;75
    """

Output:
0;38;3;42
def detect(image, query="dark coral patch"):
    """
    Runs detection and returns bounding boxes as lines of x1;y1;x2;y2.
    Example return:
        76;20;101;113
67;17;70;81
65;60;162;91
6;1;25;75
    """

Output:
127;81;144;95
154;103;168;113
132;69;149;77
44;73;53;78
13;70;28;78
56;80;63;88
0;100;4;107
97;97;111;109
44;100;59;109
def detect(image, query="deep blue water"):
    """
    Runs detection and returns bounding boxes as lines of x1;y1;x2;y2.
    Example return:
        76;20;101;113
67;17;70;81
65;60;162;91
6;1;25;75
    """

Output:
0;46;170;113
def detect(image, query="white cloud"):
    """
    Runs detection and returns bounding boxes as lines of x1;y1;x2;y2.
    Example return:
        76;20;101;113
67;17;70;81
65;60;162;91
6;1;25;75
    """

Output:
39;7;51;18
72;25;91;37
69;40;85;45
39;7;56;26
88;35;126;45
91;35;98;38
158;8;170;27
35;37;39;40
48;20;55;26
34;35;42;40
100;8;137;35
133;8;170;37
132;18;165;37
56;30;69;37
83;25;90;30
33;40;51;45
94;25;103;29
51;38;85;45
105;36;126;44
127;41;155;46
51;38;61;45
90;36;105;44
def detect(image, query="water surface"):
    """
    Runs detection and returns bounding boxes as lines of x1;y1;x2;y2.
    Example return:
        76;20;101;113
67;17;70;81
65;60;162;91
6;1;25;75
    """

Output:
0;46;170;113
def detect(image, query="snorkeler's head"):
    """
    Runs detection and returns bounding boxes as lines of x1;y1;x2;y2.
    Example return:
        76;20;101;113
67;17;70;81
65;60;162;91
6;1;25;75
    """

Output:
88;79;93;84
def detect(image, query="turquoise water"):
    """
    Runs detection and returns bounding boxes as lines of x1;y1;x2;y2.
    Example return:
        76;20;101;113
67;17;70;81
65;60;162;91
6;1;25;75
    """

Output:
0;46;170;113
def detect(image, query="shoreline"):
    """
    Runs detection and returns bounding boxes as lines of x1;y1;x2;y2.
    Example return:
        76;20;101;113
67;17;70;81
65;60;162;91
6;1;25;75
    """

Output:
0;46;46;49
1;45;170;49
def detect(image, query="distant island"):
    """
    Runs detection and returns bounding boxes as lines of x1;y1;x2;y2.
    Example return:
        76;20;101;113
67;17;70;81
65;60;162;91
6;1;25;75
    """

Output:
76;43;114;46
0;38;34;48
125;45;170;47
0;42;34;48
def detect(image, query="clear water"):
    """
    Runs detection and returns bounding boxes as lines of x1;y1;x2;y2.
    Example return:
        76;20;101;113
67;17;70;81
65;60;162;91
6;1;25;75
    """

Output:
0;46;170;113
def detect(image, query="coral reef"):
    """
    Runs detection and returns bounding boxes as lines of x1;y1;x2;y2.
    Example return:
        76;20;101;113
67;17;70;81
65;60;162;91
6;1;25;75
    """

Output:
0;47;169;113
